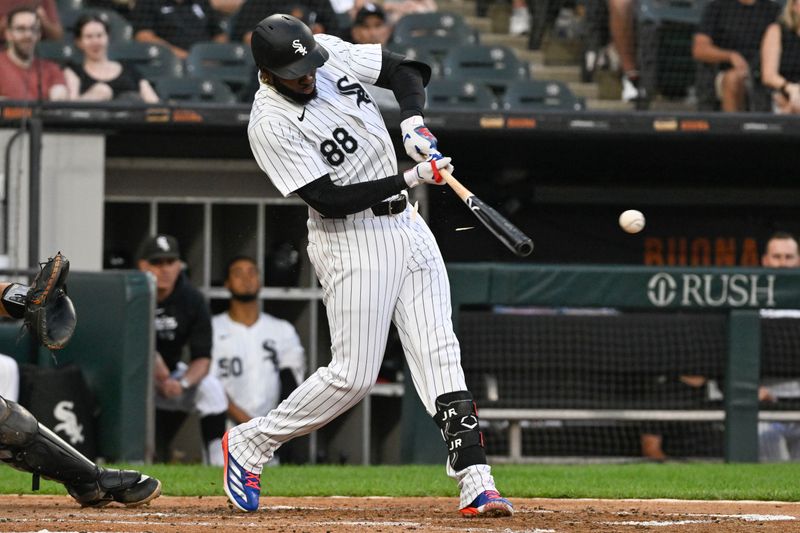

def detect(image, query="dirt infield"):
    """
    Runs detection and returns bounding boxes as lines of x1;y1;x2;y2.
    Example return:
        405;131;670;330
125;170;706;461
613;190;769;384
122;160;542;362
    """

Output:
1;495;799;532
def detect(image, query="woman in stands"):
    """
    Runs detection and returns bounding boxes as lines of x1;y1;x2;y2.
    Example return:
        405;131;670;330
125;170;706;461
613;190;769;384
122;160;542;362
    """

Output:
64;13;158;103
761;0;800;114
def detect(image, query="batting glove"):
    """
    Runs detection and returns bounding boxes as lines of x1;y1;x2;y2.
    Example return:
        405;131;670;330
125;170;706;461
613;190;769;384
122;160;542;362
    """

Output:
403;156;453;188
401;115;439;162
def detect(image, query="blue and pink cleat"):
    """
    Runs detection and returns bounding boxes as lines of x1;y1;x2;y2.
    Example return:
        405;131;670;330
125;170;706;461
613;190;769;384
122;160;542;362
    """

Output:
460;490;514;517
222;432;261;512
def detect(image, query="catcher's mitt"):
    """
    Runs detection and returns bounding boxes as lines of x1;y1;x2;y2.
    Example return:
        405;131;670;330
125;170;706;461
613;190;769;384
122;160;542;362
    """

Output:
24;252;77;350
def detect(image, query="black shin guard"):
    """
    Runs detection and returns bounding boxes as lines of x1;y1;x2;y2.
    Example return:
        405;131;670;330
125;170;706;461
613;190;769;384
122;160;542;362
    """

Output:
0;397;99;488
434;391;486;471
1;398;147;506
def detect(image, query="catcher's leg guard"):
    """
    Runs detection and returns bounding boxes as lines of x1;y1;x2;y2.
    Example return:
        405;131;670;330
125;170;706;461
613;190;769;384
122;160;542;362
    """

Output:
0;397;157;507
0;396;100;486
434;391;487;471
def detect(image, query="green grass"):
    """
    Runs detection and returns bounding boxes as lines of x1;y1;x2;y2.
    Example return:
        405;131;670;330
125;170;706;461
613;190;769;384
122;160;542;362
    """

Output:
2;463;799;501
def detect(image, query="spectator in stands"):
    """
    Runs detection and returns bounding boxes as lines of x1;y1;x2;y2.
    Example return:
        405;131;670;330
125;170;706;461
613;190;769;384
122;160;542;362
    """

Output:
64;14;159;103
0;0;62;44
608;0;644;102
759;231;800;461
209;0;244;18
509;0;530;36
382;0;437;26
693;0;780;112
137;234;228;465
760;0;800;114
231;1;340;44
131;0;228;60
211;256;305;426
347;3;390;45
0;7;67;101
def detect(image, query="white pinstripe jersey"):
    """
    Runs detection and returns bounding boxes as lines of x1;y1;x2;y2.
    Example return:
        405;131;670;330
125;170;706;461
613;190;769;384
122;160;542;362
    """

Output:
247;34;399;200
211;312;306;419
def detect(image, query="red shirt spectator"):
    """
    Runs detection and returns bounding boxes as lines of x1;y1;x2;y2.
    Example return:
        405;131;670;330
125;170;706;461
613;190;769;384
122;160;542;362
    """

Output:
0;0;63;43
0;50;66;101
0;7;67;101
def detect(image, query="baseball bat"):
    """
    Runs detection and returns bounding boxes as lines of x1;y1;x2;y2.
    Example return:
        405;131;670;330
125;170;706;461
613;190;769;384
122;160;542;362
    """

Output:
438;169;534;257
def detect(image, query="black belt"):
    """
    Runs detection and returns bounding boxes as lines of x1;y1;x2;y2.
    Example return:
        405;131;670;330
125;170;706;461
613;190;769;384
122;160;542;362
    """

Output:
323;196;407;219
371;196;407;216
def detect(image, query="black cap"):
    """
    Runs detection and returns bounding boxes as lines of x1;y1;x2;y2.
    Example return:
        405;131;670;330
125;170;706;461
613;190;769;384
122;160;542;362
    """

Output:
251;14;329;79
354;3;386;26
138;234;180;261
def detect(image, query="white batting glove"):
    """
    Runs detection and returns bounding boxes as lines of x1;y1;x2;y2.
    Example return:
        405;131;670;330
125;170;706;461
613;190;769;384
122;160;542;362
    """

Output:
400;115;439;162
403;156;453;188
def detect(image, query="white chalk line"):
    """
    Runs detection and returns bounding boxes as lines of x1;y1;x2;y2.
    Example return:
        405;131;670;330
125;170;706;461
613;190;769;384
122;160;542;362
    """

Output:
681;513;796;522
607;519;715;527
1;517;264;528
559;497;800;505
605;513;797;527
308;523;555;533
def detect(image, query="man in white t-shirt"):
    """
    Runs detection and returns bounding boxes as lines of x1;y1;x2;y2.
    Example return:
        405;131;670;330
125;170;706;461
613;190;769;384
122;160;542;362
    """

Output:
0;353;19;401
212;256;305;426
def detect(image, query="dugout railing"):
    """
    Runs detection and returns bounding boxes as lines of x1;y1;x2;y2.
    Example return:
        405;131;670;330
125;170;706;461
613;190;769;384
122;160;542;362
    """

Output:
400;264;800;464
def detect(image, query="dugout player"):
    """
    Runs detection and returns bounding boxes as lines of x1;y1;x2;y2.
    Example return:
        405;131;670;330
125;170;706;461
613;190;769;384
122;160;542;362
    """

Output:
211;256;305;426
222;14;513;517
137;234;228;465
0;252;161;507
759;231;800;461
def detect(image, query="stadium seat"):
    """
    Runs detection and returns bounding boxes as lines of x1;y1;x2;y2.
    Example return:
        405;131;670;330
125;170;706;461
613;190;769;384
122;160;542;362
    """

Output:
185;42;255;93
152;77;237;104
441;44;529;90
638;0;707;26
108;42;182;79
390;12;478;57
60;8;133;42
425;79;498;111
386;44;442;78
501;80;586;111
36;41;83;67
56;0;84;12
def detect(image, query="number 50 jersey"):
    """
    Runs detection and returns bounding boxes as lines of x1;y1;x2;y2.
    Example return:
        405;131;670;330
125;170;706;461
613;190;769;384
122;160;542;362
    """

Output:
211;312;306;419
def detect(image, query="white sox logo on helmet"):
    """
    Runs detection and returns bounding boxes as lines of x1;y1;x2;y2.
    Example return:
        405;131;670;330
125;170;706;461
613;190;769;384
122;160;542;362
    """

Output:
292;39;307;55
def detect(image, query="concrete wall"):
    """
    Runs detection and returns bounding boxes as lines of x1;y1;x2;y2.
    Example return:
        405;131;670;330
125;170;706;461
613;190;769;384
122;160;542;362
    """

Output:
0;129;104;270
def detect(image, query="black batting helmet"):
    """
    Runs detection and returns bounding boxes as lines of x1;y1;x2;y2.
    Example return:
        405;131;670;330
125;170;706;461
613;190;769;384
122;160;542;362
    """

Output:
251;14;329;79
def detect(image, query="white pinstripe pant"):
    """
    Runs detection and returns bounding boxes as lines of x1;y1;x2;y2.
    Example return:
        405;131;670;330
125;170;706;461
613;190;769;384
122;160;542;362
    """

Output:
227;205;496;506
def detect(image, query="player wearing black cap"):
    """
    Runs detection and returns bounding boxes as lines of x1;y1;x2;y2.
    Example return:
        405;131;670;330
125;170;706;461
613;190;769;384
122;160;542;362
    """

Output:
137;234;228;466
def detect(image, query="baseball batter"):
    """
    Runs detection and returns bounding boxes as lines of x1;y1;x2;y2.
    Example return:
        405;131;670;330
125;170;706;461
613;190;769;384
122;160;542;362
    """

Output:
223;14;512;518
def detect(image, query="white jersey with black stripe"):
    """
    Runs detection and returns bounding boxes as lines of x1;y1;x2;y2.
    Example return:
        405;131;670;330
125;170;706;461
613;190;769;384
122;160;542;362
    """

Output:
232;32;502;511
211;312;306;419
248;34;398;199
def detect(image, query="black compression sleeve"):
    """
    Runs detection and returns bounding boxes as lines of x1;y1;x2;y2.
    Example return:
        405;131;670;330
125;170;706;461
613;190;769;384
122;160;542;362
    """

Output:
295;174;407;218
390;64;427;119
376;50;429;119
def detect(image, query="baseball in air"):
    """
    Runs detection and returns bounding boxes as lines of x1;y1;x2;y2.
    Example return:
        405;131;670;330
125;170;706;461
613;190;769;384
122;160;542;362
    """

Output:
619;209;645;234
